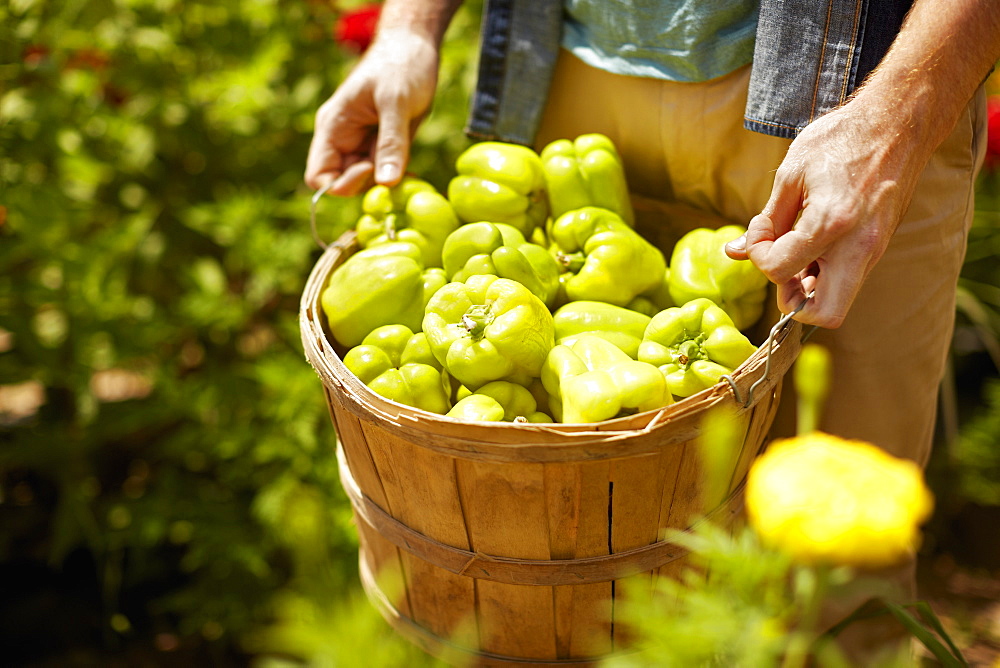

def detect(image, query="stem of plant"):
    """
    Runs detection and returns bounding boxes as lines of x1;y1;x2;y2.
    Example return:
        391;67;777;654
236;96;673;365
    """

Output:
782;564;832;668
794;344;831;435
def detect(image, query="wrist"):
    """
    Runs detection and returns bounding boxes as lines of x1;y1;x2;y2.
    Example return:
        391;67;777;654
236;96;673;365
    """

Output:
844;0;1000;157
844;73;942;164
376;0;463;47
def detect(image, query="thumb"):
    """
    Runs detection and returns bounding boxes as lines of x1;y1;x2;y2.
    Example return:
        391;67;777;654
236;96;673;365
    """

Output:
372;105;409;187
728;170;803;262
744;169;809;281
724;232;748;260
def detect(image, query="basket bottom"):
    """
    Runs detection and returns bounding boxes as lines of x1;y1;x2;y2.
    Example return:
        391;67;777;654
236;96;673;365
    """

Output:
358;550;631;667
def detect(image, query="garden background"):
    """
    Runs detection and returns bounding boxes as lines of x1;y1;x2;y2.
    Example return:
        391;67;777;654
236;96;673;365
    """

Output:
2;0;1000;665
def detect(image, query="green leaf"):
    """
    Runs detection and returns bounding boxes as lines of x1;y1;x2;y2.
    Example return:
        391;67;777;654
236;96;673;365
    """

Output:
914;601;968;667
883;601;967;668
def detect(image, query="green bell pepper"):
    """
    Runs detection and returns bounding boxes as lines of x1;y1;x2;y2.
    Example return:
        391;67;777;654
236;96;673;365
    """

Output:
447;142;548;237
638;297;758;398
540;133;634;226
344;325;451;414
442;221;561;307
668;224;769;330
423;274;555;390
541;334;672;423
548;206;667;307
552;300;651;359
355;176;460;268
627;266;673;316
447;394;506;422
452;380;552;422
322;241;446;348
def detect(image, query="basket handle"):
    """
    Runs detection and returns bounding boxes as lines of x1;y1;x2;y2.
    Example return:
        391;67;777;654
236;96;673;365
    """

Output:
310;183;336;250
722;292;817;408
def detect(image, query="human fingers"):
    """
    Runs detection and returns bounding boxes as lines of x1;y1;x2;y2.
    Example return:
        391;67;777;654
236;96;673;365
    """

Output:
304;88;378;191
371;100;410;187
726;212;777;262
330;160;375;196
732;157;807;264
743;160;828;283
776;248;866;329
304;126;342;192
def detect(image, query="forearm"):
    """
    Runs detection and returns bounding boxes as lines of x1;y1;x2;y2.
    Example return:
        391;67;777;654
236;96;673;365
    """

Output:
849;0;1000;159
375;0;465;46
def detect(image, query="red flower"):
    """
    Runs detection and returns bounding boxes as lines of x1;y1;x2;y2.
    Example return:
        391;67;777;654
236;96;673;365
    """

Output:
65;48;110;72
22;44;50;66
334;3;381;53
987;95;1000;170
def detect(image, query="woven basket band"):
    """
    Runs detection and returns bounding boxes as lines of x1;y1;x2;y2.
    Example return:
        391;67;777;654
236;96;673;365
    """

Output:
338;444;745;587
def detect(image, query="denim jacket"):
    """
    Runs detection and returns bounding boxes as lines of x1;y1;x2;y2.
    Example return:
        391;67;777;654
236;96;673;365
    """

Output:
466;0;911;143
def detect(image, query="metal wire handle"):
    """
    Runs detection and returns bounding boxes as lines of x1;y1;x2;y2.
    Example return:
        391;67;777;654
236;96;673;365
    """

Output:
310;182;335;250
722;292;817;408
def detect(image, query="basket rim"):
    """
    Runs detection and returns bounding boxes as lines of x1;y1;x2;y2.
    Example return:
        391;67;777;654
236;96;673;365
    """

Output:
299;230;802;457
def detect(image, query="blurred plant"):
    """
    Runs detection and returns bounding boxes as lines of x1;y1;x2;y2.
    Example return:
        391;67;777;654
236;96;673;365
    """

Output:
0;0;481;662
985;95;1000;171
606;345;966;668
246;589;449;668
935;71;1000;518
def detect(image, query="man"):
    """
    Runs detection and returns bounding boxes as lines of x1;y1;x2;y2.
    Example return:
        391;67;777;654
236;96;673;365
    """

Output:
305;0;999;660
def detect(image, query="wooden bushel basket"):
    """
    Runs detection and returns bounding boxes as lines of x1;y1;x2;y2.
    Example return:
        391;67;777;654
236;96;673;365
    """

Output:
300;230;804;666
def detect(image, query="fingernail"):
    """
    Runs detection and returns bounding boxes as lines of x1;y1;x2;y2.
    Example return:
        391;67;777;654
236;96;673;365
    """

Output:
376;163;400;184
727;234;746;252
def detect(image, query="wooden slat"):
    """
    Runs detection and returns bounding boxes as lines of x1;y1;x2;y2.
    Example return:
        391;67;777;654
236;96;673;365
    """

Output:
663;441;706;532
651;556;689;593
356;515;412;619
457;459;557;660
352;418;421;618
329;392;389;509
610;455;664;554
544;463;581;658
568;460;613;658
542;461;616;659
386;440;477;646
330;394;414;619
610;455;663;647
655;443;687;541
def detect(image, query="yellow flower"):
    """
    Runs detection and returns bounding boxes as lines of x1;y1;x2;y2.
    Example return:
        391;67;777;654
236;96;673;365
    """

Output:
745;433;934;568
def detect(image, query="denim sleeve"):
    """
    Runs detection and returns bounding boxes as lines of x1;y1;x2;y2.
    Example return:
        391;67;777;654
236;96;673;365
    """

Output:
465;0;563;146
744;0;911;138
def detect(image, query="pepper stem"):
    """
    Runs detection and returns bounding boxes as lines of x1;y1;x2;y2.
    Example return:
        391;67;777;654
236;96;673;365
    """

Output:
677;339;702;367
383;213;399;241
557;252;587;273
461;304;494;341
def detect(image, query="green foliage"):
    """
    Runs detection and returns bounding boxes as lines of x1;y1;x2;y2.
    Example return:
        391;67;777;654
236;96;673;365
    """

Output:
943;164;1000;511
951;377;1000;505
604;520;971;668
605;524;805;668
1;0;482;661
246;590;450;668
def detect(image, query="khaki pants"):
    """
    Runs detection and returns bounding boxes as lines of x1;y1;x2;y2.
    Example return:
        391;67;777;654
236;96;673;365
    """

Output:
536;50;987;663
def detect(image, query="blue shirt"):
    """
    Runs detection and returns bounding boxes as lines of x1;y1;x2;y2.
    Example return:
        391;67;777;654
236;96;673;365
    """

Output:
466;0;912;142
562;0;759;83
